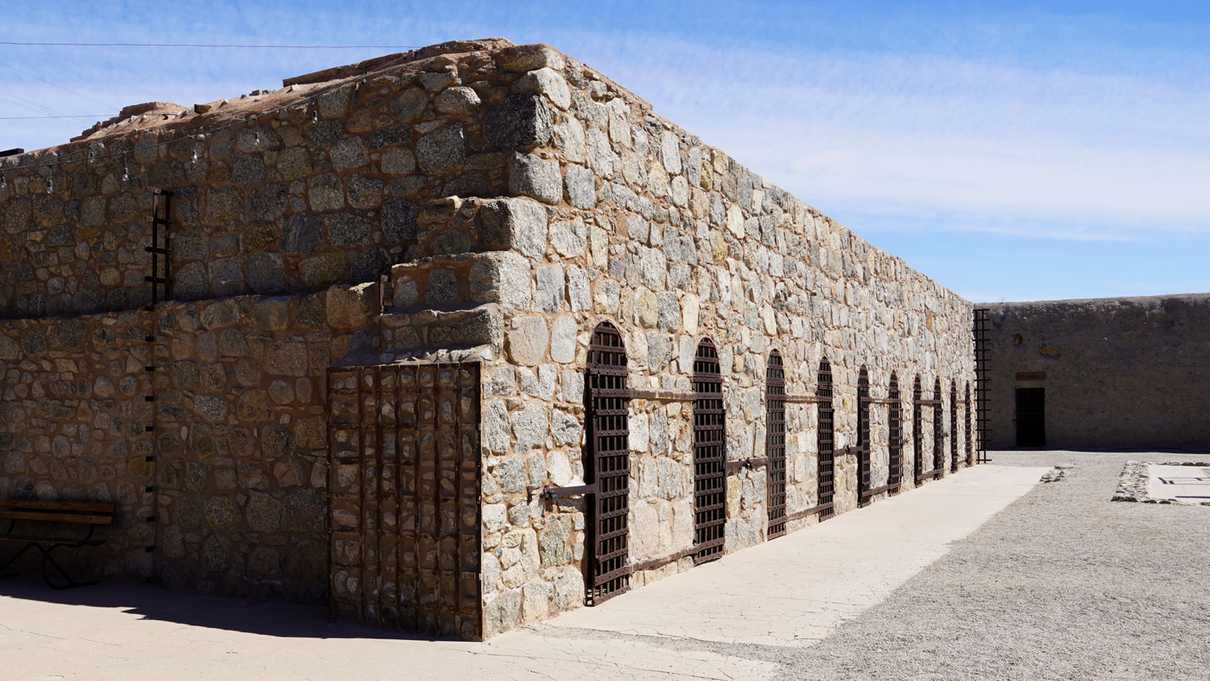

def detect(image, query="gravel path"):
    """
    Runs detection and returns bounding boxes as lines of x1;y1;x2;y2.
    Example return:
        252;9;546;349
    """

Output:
776;451;1210;681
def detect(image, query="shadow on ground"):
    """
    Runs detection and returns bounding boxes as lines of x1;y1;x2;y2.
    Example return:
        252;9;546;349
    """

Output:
0;576;440;641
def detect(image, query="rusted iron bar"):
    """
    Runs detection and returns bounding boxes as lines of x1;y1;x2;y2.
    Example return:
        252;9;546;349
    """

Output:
859;482;896;499
628;546;698;575
775;394;831;404
626;388;696;402
725;457;768;473
543;483;596;501
865;397;901;406
784;501;834;523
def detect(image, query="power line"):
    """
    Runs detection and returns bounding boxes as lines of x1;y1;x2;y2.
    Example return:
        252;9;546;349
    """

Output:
0;114;110;120
0;40;421;49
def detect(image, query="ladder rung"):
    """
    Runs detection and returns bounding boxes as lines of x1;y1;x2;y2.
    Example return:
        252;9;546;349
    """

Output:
144;276;170;284
144;246;170;254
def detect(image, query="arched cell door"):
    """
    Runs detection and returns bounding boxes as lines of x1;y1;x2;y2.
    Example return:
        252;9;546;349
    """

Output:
816;359;835;517
965;382;973;465
692;339;726;564
950;381;959;473
766;351;787;539
888;373;902;491
912;376;923;486
857;367;871;506
585;322;631;604
933;379;944;477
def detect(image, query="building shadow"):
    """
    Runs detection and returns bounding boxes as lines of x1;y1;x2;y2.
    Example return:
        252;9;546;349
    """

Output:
0;576;454;642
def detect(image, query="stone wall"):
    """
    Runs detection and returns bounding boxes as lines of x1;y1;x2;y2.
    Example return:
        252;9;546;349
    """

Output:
472;45;978;636
0;39;556;319
0;283;377;600
982;294;1210;451
0;38;979;640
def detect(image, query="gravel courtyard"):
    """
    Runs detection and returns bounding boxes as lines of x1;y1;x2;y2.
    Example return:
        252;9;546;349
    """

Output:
1;452;1206;680
779;450;1210;681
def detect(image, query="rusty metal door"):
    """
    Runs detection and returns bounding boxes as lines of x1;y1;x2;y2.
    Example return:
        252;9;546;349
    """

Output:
965;383;973;465
950;382;959;472
585;322;631;604
912;376;923;485
816;359;835;517
888;374;902;490
766;351;787;539
857;368;871;506
693;339;725;564
933;379;944;477
326;362;481;639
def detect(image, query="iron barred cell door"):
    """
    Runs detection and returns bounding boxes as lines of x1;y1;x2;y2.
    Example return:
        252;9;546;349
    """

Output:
965;383;973;465
766;351;787;539
856;367;871;506
326;362;482;639
950;382;959;473
693;339;726;564
585;322;631;604
816;359;835;517
913;376;923;485
888;373;902;490
933;379;944;477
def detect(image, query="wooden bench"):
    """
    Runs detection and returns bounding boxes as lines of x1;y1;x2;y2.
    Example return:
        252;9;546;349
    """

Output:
0;499;116;589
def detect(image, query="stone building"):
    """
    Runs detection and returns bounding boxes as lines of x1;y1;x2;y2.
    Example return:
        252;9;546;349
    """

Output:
981;294;1210;451
0;39;978;640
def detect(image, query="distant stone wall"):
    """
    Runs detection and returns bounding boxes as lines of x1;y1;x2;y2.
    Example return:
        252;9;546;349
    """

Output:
471;46;978;636
0;283;377;599
983;295;1210;451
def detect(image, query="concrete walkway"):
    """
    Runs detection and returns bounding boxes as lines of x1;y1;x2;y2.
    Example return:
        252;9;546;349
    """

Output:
0;465;1044;681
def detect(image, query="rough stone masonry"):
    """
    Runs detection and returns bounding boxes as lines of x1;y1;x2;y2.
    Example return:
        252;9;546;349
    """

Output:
0;38;977;639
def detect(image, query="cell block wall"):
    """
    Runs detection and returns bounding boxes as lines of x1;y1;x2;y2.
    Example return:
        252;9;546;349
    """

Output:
983;295;1210;451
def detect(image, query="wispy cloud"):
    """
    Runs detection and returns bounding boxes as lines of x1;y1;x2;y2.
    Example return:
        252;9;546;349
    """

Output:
563;34;1210;241
3;1;1208;299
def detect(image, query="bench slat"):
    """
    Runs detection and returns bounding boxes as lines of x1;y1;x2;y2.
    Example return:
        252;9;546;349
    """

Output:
0;510;114;525
0;500;115;514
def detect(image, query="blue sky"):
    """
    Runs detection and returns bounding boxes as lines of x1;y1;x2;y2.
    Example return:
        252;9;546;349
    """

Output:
4;1;1209;301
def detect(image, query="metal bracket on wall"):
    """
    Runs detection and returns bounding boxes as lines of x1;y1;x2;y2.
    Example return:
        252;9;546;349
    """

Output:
725;457;768;473
542;483;596;504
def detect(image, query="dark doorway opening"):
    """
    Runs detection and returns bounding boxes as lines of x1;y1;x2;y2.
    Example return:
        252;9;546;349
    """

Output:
1015;387;1046;448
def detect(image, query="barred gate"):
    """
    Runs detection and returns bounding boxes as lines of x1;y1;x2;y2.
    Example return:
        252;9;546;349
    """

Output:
950;382;959;473
585;322;631;604
912;376;924;485
326;362;481;639
888;373;902;491
856;367;871;506
766;351;787;539
933;379;944;478
816;359;835;518
692;339;726;564
965;383;973;465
